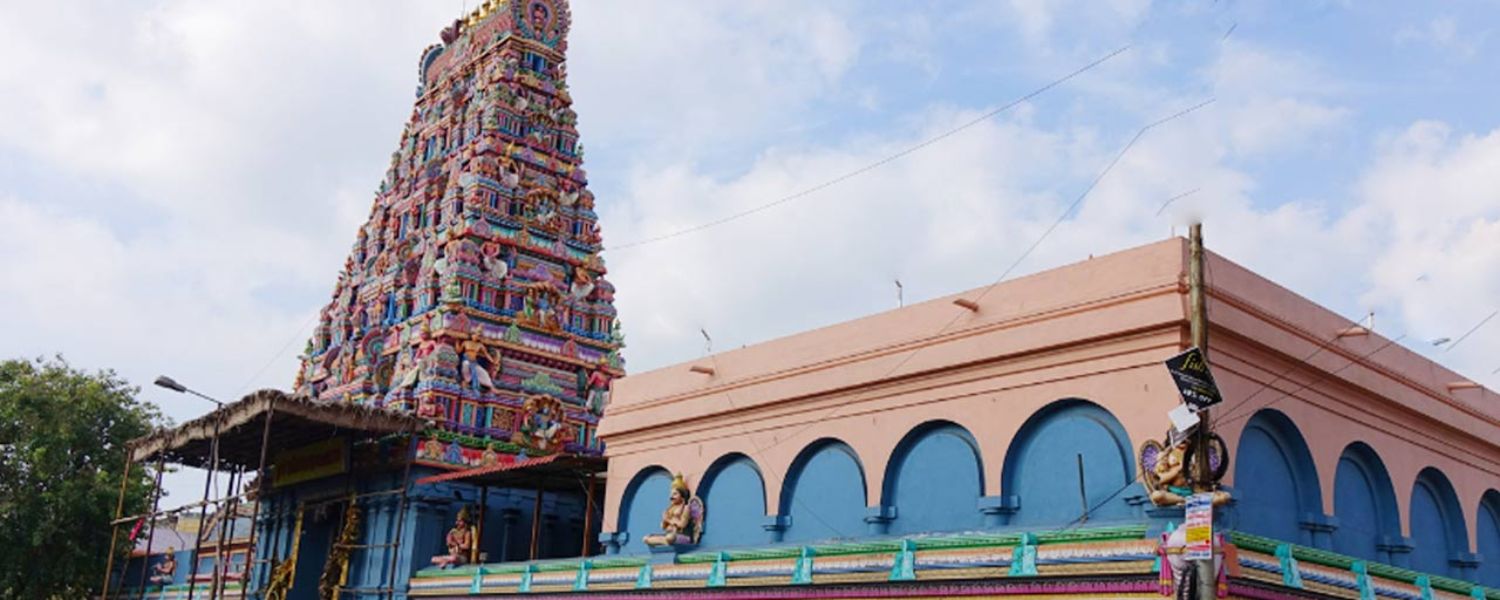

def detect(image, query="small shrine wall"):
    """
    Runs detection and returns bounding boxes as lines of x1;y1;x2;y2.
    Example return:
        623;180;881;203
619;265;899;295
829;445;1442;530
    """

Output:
597;239;1500;587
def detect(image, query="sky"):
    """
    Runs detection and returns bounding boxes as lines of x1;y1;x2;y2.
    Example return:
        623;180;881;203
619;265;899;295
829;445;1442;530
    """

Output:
1;0;1497;509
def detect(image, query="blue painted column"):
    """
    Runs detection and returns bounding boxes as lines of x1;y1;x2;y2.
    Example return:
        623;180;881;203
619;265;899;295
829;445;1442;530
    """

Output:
763;516;791;544
598;531;626;555
978;495;1018;528
500;508;521;561
1300;513;1338;550
1377;535;1414;568
864;506;896;536
1452;552;1481;582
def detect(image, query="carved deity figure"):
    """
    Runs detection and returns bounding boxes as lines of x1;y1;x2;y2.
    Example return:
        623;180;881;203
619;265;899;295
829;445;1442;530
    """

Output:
515;395;564;451
149;548;177;584
642;474;704;548
568;266;595;301
1142;432;1231;507
431;506;476;569
583;363;609;416
458;338;500;393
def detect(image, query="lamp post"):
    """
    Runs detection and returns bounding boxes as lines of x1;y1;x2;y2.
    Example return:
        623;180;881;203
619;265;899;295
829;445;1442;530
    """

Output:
155;375;224;406
154;375;224;600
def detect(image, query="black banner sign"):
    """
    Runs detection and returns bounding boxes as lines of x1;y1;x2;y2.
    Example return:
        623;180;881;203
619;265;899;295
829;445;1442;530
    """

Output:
1165;347;1223;410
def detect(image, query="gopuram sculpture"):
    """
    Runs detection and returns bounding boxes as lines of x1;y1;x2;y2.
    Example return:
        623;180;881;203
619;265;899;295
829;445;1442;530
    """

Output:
292;0;624;470
642;474;705;548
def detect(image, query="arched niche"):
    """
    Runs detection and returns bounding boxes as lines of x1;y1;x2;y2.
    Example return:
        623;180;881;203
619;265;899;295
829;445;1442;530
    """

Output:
1001;398;1135;527
696;453;767;549
882;421;984;536
1232;409;1323;544
618;466;672;554
1332;442;1400;562
1478;490;1500;587
780;438;867;544
1408;467;1467;578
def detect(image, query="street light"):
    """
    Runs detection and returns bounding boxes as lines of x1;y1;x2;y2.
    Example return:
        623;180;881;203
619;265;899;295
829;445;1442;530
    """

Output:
154;375;224;406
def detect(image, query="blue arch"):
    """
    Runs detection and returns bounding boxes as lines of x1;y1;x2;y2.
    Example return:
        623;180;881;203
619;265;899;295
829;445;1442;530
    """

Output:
780;438;867;544
1408;467;1467;578
696;453;768;549
618;466;672;554
1332;442;1401;562
1001;399;1135;527
883;420;984;536
1477;490;1500;587
1232;409;1323;544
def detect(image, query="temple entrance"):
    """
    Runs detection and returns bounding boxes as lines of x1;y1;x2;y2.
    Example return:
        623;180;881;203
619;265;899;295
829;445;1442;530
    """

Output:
288;500;345;600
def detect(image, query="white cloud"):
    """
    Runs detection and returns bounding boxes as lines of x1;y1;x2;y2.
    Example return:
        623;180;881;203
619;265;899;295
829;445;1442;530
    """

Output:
1;0;1497;511
1395;15;1485;59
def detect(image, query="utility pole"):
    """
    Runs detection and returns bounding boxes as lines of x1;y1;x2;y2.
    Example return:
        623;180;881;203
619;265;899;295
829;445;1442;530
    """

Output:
1187;223;1215;600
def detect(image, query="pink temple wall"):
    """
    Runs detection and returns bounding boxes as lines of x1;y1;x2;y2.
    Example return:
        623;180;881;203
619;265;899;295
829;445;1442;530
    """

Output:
598;238;1500;551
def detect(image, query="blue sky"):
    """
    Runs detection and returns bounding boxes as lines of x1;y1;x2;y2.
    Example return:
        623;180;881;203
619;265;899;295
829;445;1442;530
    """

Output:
1;0;1497;507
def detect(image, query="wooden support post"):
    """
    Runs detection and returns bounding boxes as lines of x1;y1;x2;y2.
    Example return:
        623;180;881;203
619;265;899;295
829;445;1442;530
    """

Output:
383;429;418;600
185;417;222;600
101;453;134;599
239;400;275;599
529;483;544;561
580;474;597;557
478;485;489;563
135;458;166;600
210;469;240;599
1189;223;1215;600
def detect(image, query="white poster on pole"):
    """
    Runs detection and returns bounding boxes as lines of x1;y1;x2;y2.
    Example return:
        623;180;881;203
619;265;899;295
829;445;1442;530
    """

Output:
1184;493;1213;560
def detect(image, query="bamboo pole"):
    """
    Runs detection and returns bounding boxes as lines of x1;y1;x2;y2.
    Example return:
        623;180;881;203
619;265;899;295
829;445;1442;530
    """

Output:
100;454;134;599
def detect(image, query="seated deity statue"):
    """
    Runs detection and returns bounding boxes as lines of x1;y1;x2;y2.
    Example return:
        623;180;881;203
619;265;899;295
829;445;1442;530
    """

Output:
642;474;705;548
1143;434;1231;507
431;506;477;569
149;548;177;584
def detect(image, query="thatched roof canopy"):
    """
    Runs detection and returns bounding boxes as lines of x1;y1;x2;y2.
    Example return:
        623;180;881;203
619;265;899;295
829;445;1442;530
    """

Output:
130;389;425;469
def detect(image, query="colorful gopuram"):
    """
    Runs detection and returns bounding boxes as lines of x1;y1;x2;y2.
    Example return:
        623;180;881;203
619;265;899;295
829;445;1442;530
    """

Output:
108;1;1500;599
293;0;622;470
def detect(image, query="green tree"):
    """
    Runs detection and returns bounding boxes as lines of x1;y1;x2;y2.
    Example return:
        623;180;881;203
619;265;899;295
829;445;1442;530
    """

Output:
0;357;166;599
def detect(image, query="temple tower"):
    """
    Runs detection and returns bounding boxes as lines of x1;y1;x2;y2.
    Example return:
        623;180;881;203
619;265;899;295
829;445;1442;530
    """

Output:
296;0;622;469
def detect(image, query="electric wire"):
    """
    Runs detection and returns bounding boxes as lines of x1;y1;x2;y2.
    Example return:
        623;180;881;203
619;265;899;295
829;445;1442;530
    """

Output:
749;97;1215;458
607;45;1133;251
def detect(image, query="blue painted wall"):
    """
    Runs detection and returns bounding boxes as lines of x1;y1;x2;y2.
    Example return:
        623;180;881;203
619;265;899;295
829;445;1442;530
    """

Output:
618;467;672;554
1408;468;1466;578
1232;409;1321;545
884;422;983;536
780;439;867;543
1478;491;1500;587
1332;443;1400;561
697;454;768;549
1002;399;1134;526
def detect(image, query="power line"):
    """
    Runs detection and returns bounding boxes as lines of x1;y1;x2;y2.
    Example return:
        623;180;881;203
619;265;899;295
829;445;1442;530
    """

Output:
749;97;1215;457
1443;309;1496;353
607;45;1133;251
1213;333;1409;430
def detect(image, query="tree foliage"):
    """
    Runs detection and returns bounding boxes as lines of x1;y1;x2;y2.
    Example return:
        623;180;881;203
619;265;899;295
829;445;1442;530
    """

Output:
0;357;166;599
